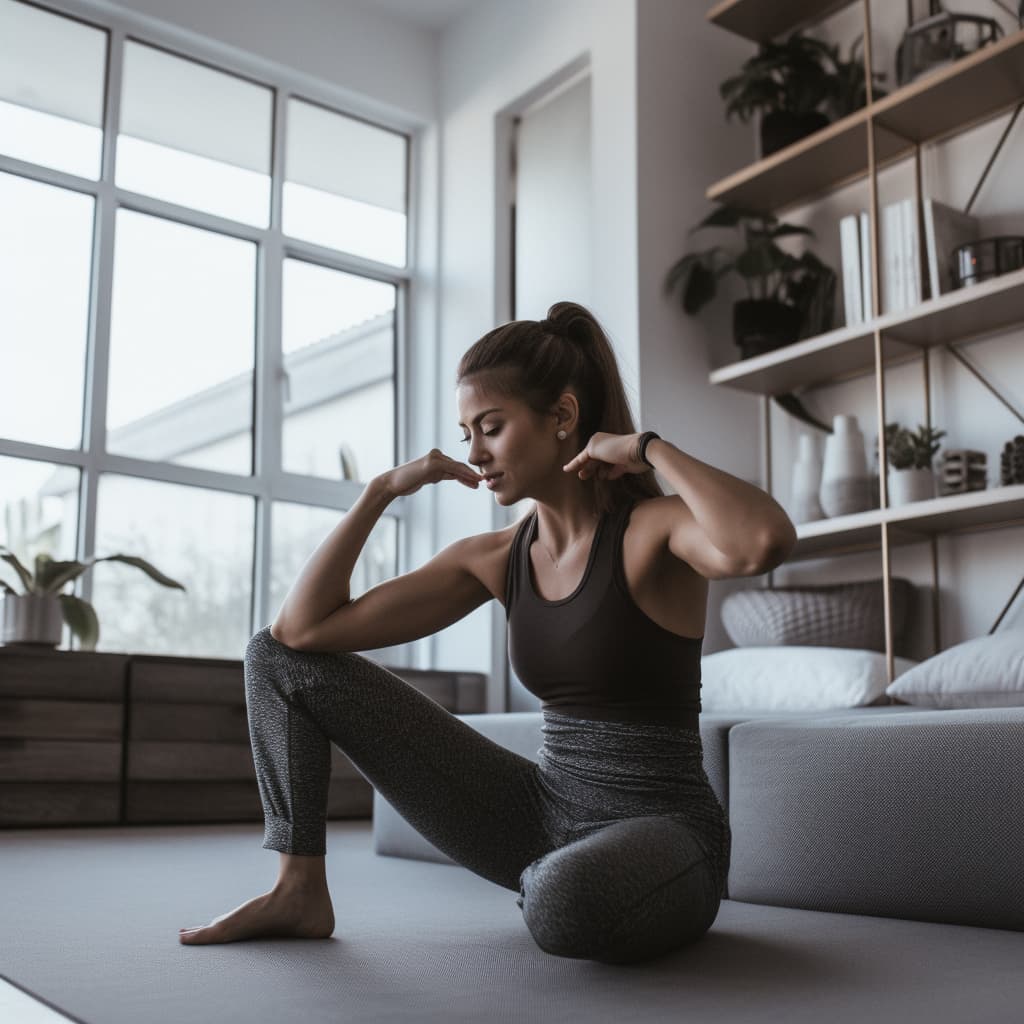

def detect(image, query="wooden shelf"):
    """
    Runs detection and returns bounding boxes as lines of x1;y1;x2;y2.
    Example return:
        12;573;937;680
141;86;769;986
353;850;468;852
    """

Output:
706;0;855;43
872;29;1024;144
790;485;1024;561
706;29;1024;213
709;266;1024;396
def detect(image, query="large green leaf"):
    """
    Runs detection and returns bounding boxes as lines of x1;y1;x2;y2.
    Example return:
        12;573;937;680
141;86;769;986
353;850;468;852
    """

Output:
93;554;186;591
58;593;99;650
683;262;717;314
34;554;90;594
0;546;33;593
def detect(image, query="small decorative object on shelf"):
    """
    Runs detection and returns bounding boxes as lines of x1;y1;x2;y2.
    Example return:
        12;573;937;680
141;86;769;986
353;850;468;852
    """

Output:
940;449;988;494
664;204;835;360
1001;435;1024;485
953;236;1024;288
791;433;825;524
883;422;947;506
819;414;873;517
896;1;1004;86
0;547;186;649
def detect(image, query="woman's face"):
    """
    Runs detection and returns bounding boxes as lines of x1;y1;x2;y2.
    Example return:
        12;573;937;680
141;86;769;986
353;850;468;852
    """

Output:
456;378;564;505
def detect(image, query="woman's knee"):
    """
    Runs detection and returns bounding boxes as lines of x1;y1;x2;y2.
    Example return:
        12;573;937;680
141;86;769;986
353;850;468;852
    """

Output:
518;825;722;963
243;625;368;694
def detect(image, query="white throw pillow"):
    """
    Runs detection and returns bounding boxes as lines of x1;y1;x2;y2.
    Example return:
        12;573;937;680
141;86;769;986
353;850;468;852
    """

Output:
885;629;1024;708
700;646;918;712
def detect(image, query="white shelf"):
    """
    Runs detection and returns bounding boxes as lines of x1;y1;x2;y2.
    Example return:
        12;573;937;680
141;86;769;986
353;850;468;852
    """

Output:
791;485;1024;561
707;29;1024;214
709;266;1024;396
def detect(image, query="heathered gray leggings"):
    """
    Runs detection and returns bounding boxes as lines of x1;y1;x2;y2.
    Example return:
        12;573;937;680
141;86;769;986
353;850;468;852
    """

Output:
243;625;731;964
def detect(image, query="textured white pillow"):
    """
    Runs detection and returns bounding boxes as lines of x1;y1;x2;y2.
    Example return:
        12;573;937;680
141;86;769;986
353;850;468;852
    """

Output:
700;646;918;712
885;629;1024;708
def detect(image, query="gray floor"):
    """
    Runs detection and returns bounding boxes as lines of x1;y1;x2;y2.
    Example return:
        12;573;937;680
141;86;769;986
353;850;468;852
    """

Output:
2;819;1023;1024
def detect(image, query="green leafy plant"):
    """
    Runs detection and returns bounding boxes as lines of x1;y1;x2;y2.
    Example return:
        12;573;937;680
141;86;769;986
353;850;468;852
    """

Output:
0;547;186;650
830;36;887;119
664;204;826;320
884;423;947;470
721;33;839;123
721;31;885;125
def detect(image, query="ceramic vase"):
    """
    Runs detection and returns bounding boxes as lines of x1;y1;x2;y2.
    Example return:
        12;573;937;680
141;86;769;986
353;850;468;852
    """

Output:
888;466;935;506
819;414;872;517
791;433;825;523
1;593;63;646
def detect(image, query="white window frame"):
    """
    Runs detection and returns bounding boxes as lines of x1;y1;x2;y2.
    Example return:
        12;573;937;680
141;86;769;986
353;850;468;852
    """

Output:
0;0;420;662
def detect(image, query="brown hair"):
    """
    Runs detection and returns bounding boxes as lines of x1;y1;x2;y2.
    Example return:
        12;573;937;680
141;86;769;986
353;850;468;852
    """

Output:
455;301;664;514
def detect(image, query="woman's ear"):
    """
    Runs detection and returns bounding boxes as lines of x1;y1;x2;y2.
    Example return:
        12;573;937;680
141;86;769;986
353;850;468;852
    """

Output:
554;392;581;436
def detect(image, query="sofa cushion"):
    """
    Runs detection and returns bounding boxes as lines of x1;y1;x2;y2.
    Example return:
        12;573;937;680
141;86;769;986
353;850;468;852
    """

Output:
720;577;915;652
700;646;918;712
727;708;1024;930
885;628;1024;708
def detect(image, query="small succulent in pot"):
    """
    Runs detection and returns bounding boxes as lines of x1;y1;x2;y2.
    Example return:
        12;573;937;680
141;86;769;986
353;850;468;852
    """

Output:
0;547;186;650
883;423;947;470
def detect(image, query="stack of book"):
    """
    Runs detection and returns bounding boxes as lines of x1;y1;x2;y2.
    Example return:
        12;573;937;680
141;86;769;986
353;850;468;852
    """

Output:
839;200;978;325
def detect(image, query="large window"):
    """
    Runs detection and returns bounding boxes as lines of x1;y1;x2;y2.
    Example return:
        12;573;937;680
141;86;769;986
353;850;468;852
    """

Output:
0;0;410;659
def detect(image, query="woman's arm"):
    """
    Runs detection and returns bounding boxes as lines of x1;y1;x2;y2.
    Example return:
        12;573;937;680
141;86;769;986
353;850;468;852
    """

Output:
644;438;796;575
271;476;394;645
271;449;481;647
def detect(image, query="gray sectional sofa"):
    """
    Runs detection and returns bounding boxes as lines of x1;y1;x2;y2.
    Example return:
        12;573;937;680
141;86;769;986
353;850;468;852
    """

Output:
374;705;1024;943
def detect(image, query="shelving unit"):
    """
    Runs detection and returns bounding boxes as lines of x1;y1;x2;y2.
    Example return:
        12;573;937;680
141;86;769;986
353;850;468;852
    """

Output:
704;0;1024;673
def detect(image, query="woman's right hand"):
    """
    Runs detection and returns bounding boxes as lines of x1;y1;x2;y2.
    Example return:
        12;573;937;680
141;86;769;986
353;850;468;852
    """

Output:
380;449;481;497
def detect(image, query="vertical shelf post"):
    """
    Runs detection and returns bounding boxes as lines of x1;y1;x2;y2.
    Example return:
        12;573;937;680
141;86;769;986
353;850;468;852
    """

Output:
862;0;896;689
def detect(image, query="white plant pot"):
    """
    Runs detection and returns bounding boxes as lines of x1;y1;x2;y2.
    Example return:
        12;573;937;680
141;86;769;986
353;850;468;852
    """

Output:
1;593;63;646
791;433;825;523
888;466;935;506
819;414;872;517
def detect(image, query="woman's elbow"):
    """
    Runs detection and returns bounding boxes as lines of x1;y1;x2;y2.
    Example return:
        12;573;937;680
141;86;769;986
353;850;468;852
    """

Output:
753;524;798;574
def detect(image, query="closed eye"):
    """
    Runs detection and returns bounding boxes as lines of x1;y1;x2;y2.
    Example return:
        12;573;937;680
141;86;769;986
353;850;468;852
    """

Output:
460;429;499;444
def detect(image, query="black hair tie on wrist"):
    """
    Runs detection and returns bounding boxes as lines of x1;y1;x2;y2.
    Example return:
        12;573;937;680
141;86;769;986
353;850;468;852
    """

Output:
637;431;661;467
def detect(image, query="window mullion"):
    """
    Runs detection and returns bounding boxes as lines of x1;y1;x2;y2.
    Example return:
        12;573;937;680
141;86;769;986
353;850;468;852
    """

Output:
252;84;288;631
76;22;125;622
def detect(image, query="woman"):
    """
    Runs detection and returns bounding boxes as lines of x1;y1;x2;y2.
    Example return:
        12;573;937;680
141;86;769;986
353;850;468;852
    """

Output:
178;301;796;963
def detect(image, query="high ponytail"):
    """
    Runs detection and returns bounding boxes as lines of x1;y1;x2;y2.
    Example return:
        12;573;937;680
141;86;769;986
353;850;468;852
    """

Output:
455;301;664;514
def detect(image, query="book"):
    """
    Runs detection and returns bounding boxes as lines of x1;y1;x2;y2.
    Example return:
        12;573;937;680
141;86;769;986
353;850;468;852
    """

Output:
923;199;979;297
859;211;873;319
882;202;904;313
840;214;863;325
902;198;921;307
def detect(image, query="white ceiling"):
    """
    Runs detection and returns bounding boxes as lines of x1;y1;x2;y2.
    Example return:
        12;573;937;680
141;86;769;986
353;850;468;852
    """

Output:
350;0;484;31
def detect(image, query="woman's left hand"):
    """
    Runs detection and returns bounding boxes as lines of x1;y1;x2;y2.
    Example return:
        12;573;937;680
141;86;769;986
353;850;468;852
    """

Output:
563;431;653;481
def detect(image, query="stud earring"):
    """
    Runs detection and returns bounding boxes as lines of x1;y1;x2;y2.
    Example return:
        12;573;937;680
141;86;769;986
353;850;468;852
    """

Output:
557;430;567;440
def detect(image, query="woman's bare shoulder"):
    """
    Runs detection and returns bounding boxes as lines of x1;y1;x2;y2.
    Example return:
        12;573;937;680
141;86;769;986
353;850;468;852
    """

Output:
458;514;531;604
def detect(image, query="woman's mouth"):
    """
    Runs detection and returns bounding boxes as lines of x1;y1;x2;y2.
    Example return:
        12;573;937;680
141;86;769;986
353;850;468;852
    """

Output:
484;473;503;490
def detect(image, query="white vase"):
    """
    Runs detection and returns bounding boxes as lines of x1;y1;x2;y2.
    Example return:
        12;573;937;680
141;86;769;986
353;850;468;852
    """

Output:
819;414;872;517
1;593;63;646
888;466;935;506
791;433;825;523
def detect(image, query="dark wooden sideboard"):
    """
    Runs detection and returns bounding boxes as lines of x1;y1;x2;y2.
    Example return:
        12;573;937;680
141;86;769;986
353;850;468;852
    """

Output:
0;645;486;829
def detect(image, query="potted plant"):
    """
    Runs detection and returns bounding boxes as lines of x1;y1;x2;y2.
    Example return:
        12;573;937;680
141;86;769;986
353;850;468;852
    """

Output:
0;547;186;650
664;204;836;360
882;422;947;505
720;32;885;156
721;33;837;155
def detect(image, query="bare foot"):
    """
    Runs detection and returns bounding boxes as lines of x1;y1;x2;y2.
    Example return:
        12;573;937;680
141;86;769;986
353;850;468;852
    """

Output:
179;885;335;945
